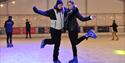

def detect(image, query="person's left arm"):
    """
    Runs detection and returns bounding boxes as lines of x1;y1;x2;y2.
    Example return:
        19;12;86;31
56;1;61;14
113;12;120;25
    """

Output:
76;8;93;22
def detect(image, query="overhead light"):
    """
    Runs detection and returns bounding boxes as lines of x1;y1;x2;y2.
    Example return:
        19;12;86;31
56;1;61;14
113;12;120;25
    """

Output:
110;16;114;19
11;1;16;4
0;4;4;8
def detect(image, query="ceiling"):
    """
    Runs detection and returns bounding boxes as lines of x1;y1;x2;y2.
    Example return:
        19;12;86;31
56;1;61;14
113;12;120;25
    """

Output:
0;0;8;3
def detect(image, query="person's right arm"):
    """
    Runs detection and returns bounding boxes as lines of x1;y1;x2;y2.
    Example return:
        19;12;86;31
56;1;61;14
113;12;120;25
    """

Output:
33;6;49;17
110;23;113;27
12;21;14;26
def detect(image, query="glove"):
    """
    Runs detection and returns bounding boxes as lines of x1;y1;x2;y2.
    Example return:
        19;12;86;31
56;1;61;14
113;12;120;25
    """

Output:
33;6;38;13
90;15;96;20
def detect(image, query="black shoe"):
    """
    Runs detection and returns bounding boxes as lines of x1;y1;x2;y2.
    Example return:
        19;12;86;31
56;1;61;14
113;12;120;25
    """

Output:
53;60;61;63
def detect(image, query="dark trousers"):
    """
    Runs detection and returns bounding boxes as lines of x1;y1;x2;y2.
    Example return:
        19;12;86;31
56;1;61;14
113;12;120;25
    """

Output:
6;32;12;45
68;30;87;57
44;28;62;61
26;30;31;38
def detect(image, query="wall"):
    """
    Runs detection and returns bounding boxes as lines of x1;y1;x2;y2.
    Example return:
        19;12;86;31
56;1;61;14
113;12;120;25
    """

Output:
0;0;124;34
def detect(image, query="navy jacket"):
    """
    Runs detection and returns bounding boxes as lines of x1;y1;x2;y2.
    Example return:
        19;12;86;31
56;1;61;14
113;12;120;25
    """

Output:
33;7;92;31
4;19;14;32
33;7;65;20
26;22;31;31
111;23;118;32
64;7;92;31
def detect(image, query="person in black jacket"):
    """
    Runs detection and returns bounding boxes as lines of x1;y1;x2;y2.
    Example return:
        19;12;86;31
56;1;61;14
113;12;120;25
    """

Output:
25;19;31;39
4;16;14;48
65;1;97;63
110;20;119;40
33;0;65;63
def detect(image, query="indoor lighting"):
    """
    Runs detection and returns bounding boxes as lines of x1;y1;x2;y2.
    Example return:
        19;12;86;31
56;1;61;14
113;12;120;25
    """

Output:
0;4;4;8
11;1;16;4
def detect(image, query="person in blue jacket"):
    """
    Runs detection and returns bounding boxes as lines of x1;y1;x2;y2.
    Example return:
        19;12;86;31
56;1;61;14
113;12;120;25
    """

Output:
4;16;14;48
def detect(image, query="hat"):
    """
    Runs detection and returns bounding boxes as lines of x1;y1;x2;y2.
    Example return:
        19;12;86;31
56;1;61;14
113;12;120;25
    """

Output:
54;0;63;9
56;0;63;5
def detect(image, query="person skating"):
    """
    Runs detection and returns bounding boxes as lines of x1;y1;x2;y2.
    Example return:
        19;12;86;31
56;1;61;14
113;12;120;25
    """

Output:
64;1;97;63
25;19;31;39
4;16;14;48
110;20;119;40
33;0;65;63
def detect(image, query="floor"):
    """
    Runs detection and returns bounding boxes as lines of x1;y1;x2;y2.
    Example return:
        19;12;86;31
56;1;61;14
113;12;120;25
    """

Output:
0;35;125;63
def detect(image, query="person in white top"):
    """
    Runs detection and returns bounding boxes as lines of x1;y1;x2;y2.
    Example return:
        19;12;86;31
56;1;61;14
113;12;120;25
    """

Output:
33;0;65;63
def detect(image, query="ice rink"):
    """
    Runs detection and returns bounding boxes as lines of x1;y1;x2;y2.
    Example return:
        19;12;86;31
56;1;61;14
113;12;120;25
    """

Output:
0;34;125;63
